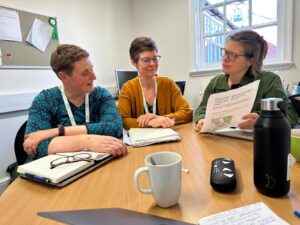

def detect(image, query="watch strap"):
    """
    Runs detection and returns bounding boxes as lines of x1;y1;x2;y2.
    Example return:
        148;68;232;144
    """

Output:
58;126;65;136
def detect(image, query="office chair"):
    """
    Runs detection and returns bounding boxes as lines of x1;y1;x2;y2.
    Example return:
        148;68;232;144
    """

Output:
14;121;28;165
6;121;28;182
175;81;186;95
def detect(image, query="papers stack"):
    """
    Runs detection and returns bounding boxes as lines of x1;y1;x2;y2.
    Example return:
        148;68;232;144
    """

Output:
17;151;111;184
125;128;181;147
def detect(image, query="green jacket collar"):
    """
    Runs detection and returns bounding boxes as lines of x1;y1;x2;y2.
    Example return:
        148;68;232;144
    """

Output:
215;69;255;91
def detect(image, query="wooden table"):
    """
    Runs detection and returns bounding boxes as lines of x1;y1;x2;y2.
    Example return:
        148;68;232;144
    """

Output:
0;123;299;224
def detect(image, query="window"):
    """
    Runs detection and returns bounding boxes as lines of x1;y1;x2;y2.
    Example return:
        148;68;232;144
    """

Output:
193;0;293;75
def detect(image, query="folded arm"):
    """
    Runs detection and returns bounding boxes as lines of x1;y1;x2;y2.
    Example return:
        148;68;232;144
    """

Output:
48;135;127;157
25;89;124;159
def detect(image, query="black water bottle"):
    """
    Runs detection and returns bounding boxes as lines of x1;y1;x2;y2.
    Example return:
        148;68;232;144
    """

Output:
254;98;291;197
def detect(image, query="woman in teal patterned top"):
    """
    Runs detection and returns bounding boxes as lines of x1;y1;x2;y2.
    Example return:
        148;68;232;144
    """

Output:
24;44;127;161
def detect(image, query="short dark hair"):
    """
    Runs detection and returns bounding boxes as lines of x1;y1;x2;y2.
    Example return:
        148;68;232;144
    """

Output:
227;30;268;76
129;37;158;63
50;44;89;76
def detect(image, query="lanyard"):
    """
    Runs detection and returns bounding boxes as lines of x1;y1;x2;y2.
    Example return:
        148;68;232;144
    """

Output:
139;77;157;115
61;86;90;126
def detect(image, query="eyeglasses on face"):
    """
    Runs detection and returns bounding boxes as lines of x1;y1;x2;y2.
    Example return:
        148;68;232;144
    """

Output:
50;153;92;169
139;55;161;64
221;48;251;61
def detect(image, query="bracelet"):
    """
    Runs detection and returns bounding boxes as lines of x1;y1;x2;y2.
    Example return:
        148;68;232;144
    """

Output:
58;125;65;136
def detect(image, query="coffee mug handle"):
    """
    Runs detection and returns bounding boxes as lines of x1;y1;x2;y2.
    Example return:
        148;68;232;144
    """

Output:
134;167;153;194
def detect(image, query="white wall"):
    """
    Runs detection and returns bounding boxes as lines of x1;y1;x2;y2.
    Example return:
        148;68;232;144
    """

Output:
0;0;135;186
0;0;135;95
131;0;196;105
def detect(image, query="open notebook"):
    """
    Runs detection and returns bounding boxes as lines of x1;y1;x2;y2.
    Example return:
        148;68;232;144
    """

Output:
17;151;112;187
124;128;181;147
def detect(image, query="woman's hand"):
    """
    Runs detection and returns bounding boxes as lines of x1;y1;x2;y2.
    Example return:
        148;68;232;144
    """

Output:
88;135;127;157
23;129;57;158
194;119;205;132
147;116;175;128
238;113;259;130
137;113;157;127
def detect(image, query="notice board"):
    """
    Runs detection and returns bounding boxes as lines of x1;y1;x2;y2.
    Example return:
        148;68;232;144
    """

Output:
0;5;59;68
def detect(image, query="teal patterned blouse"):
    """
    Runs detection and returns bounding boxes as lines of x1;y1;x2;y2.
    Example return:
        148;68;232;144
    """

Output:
25;86;123;160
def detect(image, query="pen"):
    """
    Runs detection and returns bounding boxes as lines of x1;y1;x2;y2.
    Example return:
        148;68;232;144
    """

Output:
24;173;50;183
294;210;300;218
150;157;157;165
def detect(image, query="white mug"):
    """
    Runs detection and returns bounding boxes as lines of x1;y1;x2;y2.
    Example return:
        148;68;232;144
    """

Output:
134;151;182;208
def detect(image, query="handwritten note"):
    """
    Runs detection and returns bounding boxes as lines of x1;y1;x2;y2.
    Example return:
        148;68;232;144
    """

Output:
198;202;289;225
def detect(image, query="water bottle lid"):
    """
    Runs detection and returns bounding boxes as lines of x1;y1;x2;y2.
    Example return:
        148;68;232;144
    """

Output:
261;98;283;111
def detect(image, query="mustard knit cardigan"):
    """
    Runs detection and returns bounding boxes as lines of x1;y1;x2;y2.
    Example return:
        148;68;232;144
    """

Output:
117;76;193;130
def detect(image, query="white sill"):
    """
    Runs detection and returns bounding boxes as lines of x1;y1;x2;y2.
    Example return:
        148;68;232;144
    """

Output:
190;61;294;77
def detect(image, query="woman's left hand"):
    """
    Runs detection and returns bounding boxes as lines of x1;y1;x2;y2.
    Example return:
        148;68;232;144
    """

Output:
23;129;57;157
238;113;259;130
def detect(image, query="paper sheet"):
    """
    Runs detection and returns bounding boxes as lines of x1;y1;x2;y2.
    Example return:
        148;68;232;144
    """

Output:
26;18;52;52
123;129;132;145
0;7;22;42
198;202;289;225
201;80;260;133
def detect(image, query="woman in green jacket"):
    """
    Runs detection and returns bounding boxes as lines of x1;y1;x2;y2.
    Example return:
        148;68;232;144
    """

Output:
194;30;298;132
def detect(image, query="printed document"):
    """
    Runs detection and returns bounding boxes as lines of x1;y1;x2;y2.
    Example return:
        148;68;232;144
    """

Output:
200;80;260;133
0;7;22;42
198;202;288;225
26;18;52;52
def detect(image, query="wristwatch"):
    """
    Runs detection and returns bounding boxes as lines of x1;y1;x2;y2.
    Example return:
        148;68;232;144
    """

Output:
58;125;65;136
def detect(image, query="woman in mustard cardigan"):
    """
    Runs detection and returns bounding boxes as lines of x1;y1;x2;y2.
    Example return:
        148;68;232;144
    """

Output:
117;37;193;130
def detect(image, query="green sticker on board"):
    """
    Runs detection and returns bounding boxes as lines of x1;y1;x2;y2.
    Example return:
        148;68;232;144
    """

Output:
48;17;58;40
